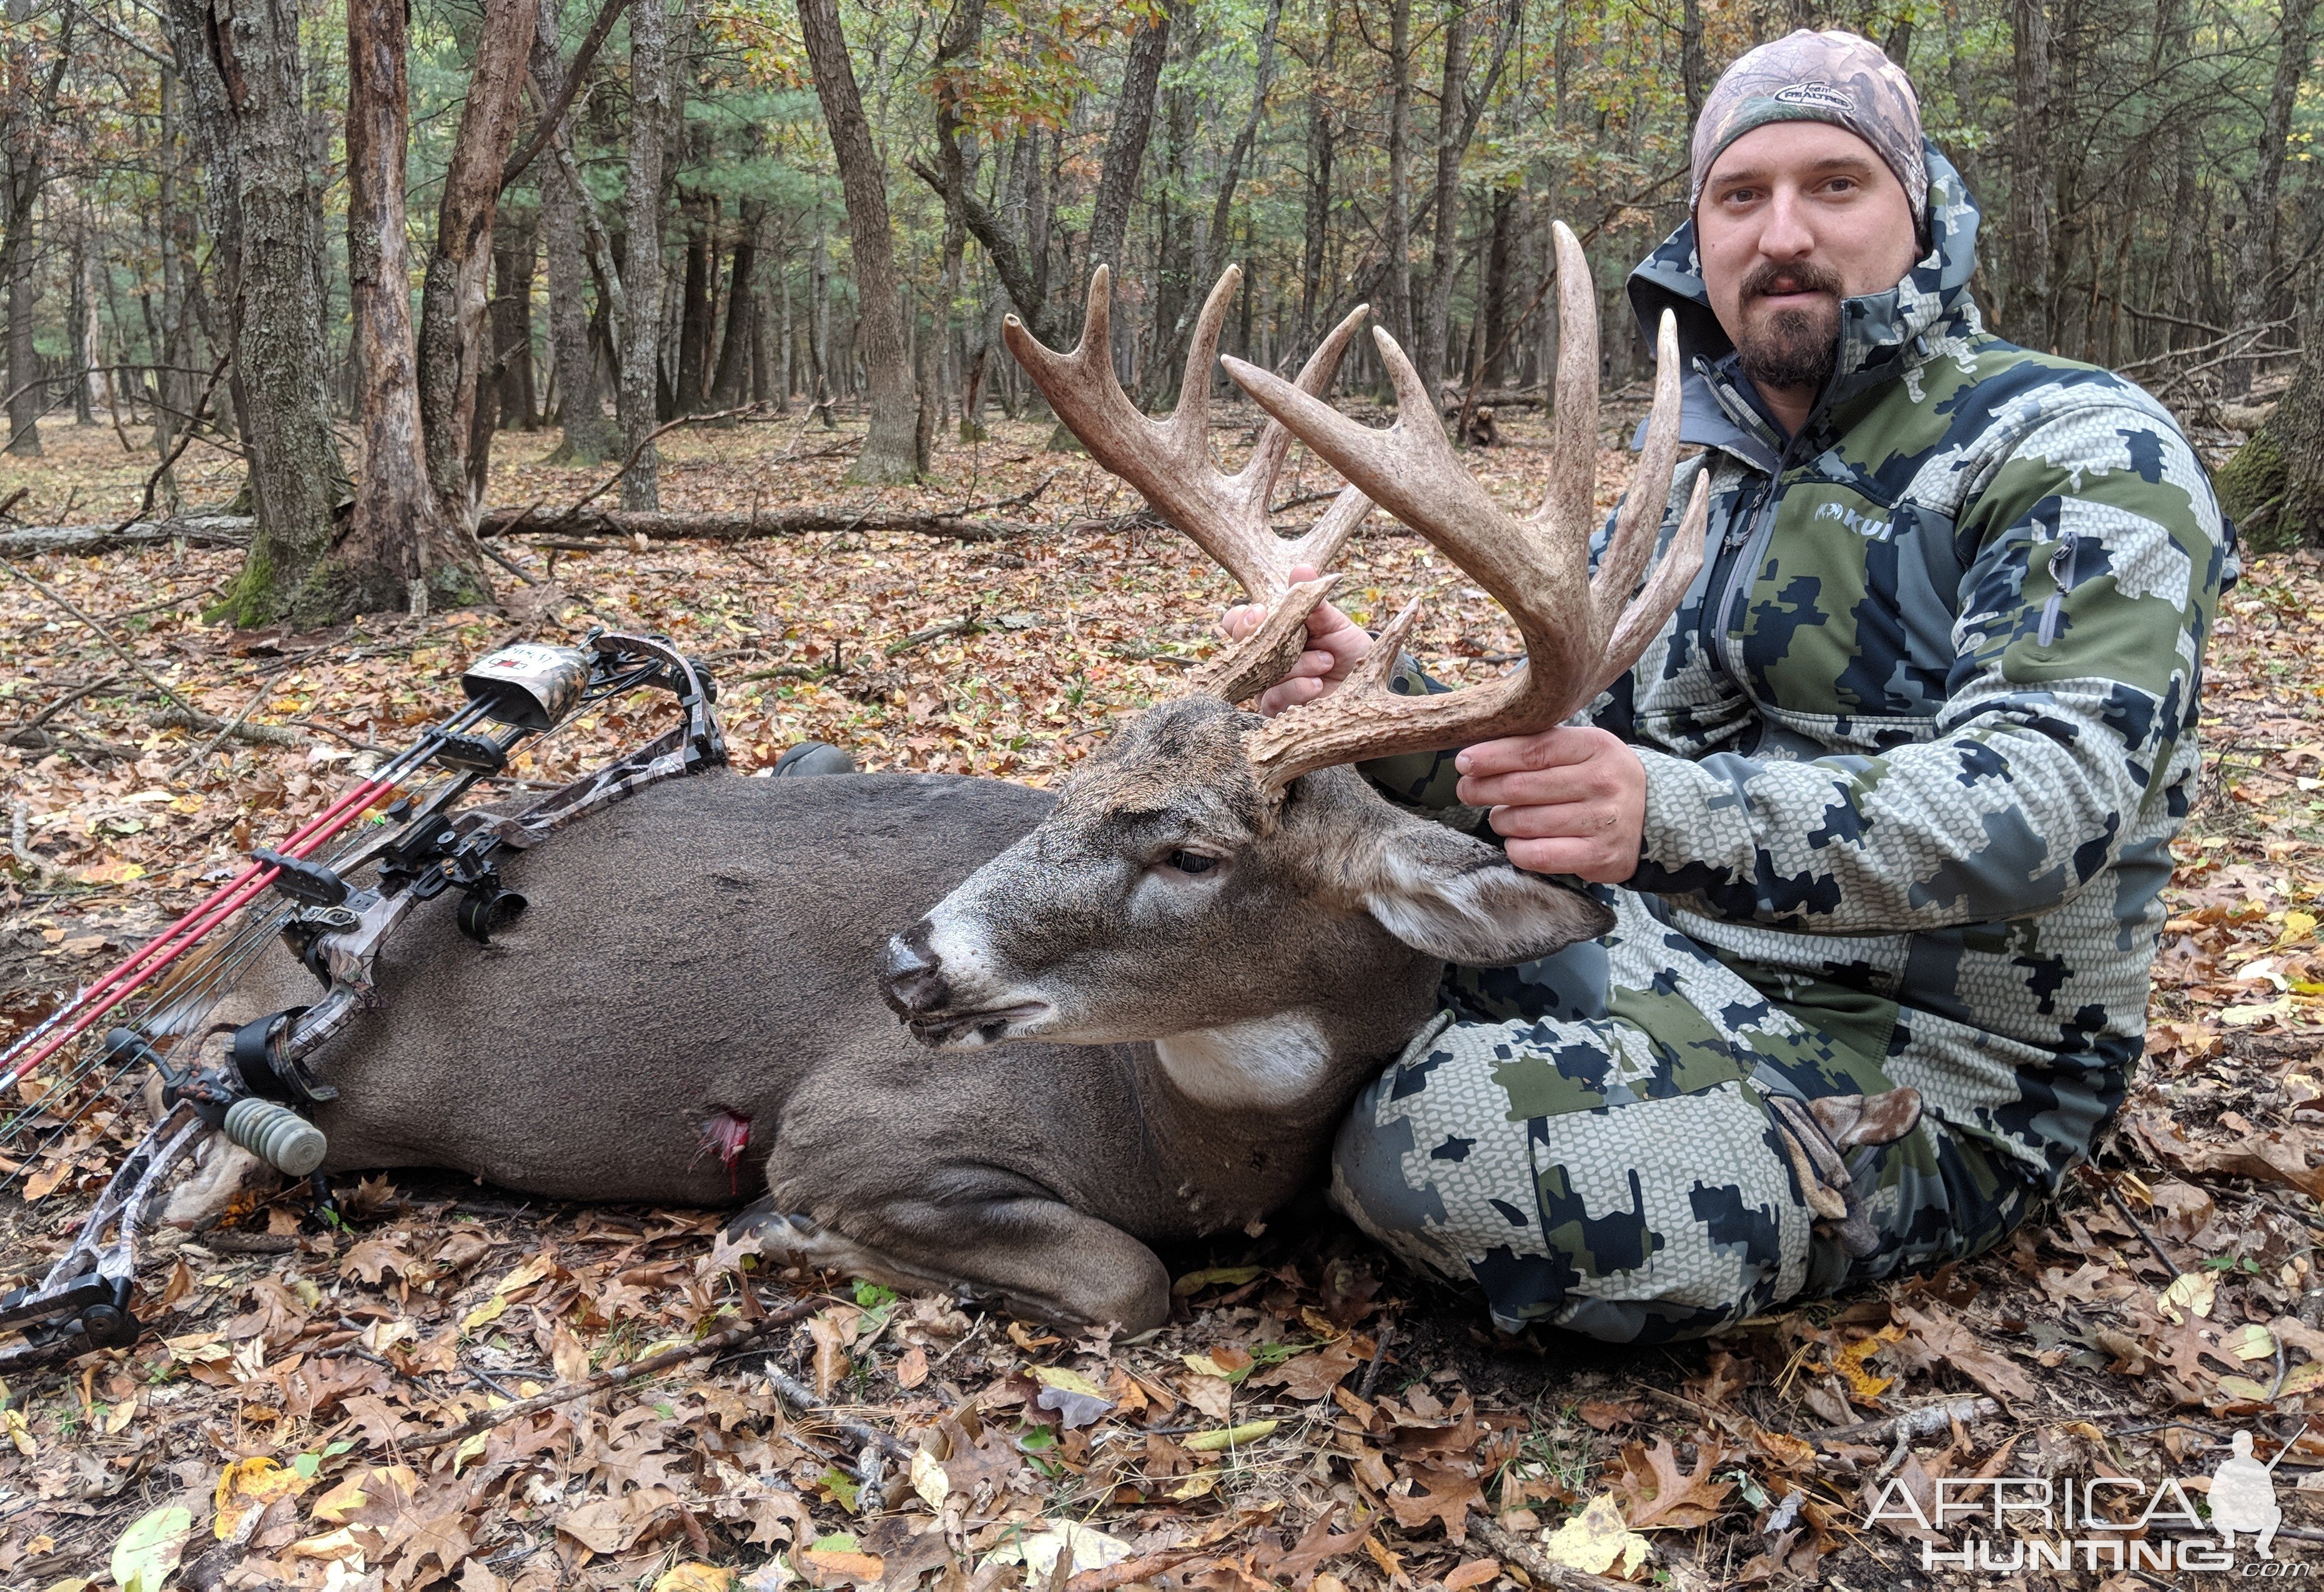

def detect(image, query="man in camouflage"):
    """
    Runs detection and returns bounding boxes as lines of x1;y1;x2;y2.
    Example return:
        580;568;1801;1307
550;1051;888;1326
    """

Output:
1239;29;2230;1342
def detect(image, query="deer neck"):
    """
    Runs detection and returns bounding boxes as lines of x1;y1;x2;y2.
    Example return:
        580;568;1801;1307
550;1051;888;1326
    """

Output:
1150;1011;1343;1115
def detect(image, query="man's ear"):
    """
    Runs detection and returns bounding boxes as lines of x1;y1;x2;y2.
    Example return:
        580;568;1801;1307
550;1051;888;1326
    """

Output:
1359;821;1616;966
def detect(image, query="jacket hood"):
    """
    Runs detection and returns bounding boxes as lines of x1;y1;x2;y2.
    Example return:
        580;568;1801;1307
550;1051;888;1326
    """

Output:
1626;143;1983;432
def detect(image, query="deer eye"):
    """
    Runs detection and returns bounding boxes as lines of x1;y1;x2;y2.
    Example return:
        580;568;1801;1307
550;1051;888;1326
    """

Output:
1164;849;1219;876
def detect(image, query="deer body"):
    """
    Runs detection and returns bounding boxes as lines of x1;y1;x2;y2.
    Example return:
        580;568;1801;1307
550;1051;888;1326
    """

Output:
199;763;1481;1326
175;237;1700;1332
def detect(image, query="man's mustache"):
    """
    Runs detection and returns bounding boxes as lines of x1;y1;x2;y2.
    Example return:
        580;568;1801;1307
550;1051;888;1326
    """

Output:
1741;260;1845;300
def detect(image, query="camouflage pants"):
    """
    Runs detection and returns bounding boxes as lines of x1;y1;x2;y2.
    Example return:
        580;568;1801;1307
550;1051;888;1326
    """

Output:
1328;888;2041;1343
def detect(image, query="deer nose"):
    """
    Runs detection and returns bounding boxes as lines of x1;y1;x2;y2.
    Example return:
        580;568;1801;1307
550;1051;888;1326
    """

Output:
879;919;951;1015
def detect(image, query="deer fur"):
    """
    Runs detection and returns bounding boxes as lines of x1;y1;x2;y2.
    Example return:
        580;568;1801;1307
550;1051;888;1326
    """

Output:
177;701;1606;1329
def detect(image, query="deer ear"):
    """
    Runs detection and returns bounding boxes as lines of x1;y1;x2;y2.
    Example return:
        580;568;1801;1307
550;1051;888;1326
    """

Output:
1360;823;1615;967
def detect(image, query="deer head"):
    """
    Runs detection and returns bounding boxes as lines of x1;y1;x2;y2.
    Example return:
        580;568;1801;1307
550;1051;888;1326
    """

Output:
881;227;1705;1069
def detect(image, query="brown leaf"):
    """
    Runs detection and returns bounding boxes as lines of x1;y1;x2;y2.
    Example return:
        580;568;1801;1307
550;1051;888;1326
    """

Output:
1383;1461;1486;1543
1576;1398;1642;1431
894;1345;929;1389
1891;1305;2036;1403
810;1314;852;1398
1615;1436;1734;1531
1442;1558;1501;1591
1249;1340;1362;1402
1252;1505;1367;1587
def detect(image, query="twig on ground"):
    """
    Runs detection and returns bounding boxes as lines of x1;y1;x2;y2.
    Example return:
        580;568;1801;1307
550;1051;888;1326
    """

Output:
167;681;275;779
6;673;124;741
2097;1173;2184;1280
1806;1395;1999;1447
762;1363;915;1462
1357;1317;1396;1401
886;612;982;657
408;1295;825;1451
0;560;204;719
1466;1510;1638;1591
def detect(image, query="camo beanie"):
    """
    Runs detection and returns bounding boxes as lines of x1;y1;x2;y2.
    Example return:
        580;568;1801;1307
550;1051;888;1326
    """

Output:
1688;29;1928;229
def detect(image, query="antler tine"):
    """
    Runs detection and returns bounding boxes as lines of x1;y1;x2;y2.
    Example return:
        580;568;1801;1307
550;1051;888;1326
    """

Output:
1538;221;1600;543
1227;302;1380;579
1007;266;1370;608
1218;225;1705;793
1580;308;1686;666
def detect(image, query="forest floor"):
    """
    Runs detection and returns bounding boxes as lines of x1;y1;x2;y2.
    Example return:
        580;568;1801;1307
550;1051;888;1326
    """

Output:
1;404;2321;1592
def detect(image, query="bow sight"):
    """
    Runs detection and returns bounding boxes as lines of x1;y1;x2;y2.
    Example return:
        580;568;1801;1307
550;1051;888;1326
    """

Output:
0;630;725;1371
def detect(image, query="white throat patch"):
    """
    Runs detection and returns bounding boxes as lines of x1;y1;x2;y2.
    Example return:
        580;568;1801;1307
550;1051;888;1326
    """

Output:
1154;1012;1336;1109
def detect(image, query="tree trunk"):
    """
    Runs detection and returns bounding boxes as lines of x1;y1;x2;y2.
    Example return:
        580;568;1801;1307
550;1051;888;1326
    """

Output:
337;0;459;618
1384;0;1413;350
4;194;37;457
1481;183;1513;387
417;0;538;539
2225;0;2318;397
710;200;762;408
533;0;620;463
1151;0;1282;400
620;0;670;506
493;210;539;428
1417;0;1516;405
1086;6;1172;280
797;0;922;482
2218;264;2324;548
675;198;713;412
2007;0;2054;345
0;14;49;458
1679;0;1706;121
1300;22;1335;353
167;0;349;626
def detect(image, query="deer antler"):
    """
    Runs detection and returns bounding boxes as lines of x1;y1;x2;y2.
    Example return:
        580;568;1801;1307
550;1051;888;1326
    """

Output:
1220;220;1708;792
1002;267;1376;700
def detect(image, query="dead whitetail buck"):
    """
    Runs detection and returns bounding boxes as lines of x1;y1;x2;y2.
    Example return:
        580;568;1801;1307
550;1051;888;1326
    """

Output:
137;225;1704;1332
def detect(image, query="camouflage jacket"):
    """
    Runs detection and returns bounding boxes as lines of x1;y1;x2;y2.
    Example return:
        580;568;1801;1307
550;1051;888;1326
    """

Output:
1374;147;2230;1189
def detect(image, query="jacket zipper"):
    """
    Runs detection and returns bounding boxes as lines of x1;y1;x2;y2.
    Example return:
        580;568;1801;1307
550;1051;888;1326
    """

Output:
1709;435;1802;686
2037;532;2080;646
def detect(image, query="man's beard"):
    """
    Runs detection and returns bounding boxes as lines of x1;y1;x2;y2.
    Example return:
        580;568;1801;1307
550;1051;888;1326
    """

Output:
1733;259;1843;393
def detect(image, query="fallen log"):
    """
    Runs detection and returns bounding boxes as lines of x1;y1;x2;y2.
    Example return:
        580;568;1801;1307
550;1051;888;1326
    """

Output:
480;506;1035;542
0;515;255;558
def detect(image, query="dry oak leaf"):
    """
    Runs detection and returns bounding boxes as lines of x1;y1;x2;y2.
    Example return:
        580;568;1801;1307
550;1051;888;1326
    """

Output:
1443;1558;1502;1591
1251;1504;1368;1588
340;1234;421;1286
2132;1110;2324;1200
1891;1304;2036;1404
1249;1339;1363;1402
1615;1437;1734;1530
1384;1461;1487;1543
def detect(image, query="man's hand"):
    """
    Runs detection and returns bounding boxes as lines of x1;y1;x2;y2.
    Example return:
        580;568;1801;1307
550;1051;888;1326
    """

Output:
1455;726;1646;883
1219;563;1375;716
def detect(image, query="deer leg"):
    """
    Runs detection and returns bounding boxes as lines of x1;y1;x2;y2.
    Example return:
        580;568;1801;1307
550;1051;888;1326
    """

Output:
731;1177;1170;1331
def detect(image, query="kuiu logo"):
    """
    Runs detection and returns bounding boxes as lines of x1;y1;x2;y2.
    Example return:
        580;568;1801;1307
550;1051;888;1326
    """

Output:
1863;1423;2308;1574
1772;81;1855;112
1814;500;1894;541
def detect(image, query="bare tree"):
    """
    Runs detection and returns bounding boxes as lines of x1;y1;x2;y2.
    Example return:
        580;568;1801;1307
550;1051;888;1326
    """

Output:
1416;0;1518;405
163;0;348;624
2225;0;2318;397
532;0;622;463
620;0;671;505
417;0;541;520
337;0;465;618
797;0;922;482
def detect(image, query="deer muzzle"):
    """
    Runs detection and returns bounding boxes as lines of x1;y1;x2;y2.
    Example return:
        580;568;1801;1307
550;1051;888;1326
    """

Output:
878;917;1050;1049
